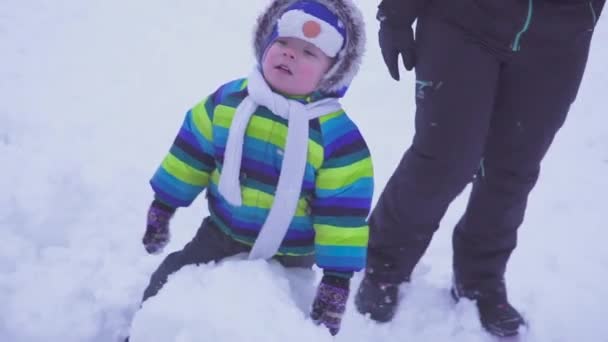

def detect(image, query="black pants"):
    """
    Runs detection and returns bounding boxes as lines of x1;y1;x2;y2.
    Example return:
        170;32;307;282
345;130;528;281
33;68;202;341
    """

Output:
367;0;594;290
142;217;315;301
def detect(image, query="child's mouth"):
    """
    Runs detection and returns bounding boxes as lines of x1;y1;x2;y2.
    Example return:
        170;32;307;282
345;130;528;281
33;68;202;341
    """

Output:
275;64;293;75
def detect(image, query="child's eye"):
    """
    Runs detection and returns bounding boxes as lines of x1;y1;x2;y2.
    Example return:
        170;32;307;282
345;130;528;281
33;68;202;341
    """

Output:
276;39;287;46
304;50;317;57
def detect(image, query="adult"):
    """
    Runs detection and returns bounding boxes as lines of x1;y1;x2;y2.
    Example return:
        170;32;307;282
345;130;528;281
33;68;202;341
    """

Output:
355;0;604;337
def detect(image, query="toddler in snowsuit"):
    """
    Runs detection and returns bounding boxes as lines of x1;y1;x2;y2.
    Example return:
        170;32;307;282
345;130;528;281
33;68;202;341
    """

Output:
140;0;371;336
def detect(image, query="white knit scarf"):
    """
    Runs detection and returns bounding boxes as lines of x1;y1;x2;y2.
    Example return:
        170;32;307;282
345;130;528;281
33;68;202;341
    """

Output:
218;68;341;260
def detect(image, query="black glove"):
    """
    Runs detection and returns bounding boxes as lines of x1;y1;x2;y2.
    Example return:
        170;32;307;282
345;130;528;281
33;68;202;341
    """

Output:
377;0;426;80
378;20;416;80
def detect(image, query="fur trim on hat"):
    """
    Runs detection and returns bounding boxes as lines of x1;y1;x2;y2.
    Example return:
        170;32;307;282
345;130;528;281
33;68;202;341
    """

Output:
253;0;366;97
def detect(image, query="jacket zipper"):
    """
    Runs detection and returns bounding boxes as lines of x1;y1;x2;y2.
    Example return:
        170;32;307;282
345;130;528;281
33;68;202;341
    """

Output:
512;0;534;51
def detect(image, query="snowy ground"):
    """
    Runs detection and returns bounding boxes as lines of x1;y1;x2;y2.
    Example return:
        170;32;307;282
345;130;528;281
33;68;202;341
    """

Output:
2;0;607;341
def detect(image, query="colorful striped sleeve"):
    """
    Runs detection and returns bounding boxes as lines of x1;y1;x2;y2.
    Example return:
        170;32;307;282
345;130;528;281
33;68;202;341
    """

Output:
150;95;217;208
313;112;374;275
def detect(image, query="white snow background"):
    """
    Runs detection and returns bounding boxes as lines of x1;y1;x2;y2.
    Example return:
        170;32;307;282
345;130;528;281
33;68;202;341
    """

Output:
1;0;607;341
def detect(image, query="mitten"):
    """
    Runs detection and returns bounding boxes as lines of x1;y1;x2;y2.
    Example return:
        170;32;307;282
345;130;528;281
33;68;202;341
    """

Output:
310;275;350;336
142;200;175;254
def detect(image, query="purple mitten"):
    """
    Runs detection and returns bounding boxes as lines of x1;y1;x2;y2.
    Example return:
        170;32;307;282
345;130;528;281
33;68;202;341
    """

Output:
310;275;350;336
142;200;174;254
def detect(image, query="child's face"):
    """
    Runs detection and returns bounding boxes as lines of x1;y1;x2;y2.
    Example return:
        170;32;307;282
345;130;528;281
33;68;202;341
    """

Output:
262;37;333;96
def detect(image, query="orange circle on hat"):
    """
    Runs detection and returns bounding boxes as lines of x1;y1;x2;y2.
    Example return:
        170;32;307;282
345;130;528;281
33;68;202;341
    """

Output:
302;20;321;38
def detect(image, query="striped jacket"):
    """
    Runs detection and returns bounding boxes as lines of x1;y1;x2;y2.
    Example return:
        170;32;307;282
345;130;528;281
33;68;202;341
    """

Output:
150;78;374;274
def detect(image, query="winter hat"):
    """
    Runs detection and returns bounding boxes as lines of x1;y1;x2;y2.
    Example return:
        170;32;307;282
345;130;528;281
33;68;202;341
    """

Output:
266;1;347;58
254;0;366;97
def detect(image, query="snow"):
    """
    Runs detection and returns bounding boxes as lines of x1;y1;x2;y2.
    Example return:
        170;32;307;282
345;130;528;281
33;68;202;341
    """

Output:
1;0;607;341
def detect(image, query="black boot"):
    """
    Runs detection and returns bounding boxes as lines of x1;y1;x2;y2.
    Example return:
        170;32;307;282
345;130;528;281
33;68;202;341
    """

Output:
451;281;526;337
355;276;400;322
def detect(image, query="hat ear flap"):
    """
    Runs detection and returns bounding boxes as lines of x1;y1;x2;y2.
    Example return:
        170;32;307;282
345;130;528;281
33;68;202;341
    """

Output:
254;0;293;65
315;0;366;97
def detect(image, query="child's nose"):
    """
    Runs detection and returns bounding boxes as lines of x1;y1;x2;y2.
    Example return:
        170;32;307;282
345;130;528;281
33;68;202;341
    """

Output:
282;48;296;60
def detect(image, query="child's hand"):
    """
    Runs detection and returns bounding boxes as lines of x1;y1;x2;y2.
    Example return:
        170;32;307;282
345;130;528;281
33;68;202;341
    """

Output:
310;275;350;336
142;201;174;254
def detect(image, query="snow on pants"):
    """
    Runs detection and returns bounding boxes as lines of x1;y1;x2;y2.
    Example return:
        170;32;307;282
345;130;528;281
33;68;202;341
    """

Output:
142;217;315;301
366;0;596;290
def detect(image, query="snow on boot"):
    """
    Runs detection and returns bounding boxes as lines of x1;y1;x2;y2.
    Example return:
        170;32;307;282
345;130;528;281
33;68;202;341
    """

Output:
355;276;400;322
451;282;526;337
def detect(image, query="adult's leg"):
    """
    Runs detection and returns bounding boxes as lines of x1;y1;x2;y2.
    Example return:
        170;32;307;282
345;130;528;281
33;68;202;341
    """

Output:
142;217;250;301
365;15;502;284
452;9;593;293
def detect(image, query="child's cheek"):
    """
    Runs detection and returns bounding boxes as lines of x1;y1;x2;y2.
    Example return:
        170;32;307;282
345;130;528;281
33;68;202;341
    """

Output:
299;62;320;84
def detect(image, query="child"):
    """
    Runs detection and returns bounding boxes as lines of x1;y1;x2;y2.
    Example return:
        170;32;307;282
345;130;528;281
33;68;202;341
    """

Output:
140;0;371;336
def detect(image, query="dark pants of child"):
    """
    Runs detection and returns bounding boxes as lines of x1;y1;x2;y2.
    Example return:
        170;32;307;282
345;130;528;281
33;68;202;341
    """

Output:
366;0;595;292
142;217;315;302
